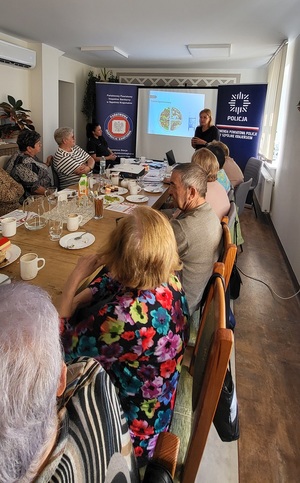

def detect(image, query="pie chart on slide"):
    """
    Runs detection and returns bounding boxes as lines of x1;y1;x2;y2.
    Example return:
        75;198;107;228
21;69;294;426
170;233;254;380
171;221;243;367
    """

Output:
159;107;182;131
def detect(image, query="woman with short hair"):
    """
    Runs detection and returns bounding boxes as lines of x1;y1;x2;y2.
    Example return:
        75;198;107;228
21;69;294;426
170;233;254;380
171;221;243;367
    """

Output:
192;147;230;220
60;206;189;467
4;130;52;198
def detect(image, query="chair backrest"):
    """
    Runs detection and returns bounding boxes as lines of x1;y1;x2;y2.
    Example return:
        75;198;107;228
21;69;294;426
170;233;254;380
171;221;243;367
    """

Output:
0;155;11;169
244;157;262;190
226;200;237;230
219;217;237;290
234;177;253;215
51;164;60;189
183;275;233;483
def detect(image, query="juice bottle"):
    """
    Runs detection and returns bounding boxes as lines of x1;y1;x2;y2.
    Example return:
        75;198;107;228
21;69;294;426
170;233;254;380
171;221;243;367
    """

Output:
79;174;88;197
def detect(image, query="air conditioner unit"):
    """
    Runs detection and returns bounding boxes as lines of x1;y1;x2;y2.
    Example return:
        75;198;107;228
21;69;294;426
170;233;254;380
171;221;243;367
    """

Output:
0;40;36;69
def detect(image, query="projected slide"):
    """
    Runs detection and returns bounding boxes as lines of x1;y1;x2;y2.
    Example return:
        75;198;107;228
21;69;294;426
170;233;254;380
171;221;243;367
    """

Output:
148;90;205;138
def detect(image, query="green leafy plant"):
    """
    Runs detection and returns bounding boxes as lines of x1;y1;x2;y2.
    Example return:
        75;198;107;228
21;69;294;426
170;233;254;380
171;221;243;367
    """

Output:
81;71;101;122
0;95;33;138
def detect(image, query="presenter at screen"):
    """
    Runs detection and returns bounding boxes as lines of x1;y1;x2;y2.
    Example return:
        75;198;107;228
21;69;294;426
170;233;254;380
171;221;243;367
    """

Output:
191;108;220;150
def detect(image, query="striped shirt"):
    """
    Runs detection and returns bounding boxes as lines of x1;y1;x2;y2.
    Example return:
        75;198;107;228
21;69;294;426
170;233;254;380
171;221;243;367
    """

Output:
37;357;139;483
53;145;90;189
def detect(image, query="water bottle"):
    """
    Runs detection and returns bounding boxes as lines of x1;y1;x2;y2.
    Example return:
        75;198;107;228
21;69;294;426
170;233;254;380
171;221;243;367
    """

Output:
79;174;88;197
100;156;106;175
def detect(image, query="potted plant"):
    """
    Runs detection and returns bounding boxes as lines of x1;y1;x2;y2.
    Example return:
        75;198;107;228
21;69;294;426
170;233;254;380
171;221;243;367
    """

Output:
0;95;33;140
82;71;101;122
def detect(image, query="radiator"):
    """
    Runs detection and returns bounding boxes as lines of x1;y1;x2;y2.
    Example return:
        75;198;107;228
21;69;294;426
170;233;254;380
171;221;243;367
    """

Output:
254;165;274;213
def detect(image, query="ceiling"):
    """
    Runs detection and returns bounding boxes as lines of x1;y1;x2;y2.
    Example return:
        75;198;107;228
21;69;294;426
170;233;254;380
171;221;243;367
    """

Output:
0;0;299;71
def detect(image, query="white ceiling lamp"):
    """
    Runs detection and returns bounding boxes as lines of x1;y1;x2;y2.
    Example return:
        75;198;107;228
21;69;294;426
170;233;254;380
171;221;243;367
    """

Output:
80;45;128;58
187;44;231;58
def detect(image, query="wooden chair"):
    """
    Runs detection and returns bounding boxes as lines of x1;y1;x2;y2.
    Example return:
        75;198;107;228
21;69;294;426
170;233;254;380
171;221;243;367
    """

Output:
159;269;233;482
220;216;237;290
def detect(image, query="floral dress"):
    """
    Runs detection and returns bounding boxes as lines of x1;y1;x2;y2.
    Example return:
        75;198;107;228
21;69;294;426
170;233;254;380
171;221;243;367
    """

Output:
61;271;189;467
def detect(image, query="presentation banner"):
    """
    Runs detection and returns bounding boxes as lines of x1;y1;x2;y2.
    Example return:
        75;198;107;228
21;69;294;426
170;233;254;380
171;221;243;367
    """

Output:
95;83;138;157
216;84;267;171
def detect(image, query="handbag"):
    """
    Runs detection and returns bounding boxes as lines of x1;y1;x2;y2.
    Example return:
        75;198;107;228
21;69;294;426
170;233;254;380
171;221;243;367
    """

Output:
213;362;240;442
229;263;242;300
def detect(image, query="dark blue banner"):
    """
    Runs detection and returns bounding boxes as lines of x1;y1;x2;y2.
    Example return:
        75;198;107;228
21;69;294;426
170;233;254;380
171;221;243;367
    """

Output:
216;84;267;171
95;83;138;157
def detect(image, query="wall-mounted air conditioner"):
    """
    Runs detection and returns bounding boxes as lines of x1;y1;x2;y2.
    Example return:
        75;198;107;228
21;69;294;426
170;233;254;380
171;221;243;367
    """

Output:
0;40;36;69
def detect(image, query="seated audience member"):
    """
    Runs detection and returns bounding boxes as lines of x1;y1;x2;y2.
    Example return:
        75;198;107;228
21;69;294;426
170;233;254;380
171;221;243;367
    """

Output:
191;148;230;220
0;283;138;482
86;122;119;172
0;167;24;215
210;140;244;188
5;130;52;198
59;206;189;467
53;127;95;189
168;163;222;315
207;143;231;192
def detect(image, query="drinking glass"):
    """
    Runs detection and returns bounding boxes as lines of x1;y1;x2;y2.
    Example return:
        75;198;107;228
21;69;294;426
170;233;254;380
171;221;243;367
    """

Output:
23;196;47;230
49;218;63;241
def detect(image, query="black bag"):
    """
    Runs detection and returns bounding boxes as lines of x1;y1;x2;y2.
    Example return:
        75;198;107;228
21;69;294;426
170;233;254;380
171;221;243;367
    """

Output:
143;461;174;483
213;363;240;442
229;263;242;300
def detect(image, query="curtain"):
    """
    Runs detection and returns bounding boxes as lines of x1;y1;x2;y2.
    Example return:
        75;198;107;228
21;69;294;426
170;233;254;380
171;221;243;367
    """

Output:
259;42;287;161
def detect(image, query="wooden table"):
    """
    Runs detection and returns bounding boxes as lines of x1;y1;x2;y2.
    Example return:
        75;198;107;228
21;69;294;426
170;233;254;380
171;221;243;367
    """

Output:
1;185;170;307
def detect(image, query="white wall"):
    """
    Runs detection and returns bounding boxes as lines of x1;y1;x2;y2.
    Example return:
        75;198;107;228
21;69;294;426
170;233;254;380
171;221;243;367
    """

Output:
270;35;300;283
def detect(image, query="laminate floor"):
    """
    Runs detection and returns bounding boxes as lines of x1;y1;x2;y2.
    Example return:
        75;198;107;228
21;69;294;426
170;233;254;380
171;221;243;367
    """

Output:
234;205;300;483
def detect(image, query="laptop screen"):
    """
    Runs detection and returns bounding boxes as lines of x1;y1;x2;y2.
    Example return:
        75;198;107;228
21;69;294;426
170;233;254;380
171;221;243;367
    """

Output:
166;150;176;166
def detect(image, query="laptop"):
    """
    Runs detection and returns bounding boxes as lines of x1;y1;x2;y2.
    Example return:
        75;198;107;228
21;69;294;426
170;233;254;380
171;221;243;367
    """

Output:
165;150;177;166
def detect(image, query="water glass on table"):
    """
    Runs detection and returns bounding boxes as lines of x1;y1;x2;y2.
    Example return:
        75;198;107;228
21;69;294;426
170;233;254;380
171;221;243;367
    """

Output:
49;218;63;241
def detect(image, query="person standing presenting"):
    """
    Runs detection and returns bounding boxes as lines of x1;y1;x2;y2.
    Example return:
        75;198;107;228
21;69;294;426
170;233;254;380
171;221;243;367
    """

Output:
191;108;220;150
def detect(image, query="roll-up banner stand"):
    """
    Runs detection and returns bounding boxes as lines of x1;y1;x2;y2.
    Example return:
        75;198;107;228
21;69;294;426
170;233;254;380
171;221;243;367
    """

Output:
95;83;139;158
216;84;267;171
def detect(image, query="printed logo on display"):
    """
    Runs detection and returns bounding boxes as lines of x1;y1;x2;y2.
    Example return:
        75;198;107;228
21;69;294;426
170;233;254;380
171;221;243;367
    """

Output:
228;92;251;115
104;113;133;141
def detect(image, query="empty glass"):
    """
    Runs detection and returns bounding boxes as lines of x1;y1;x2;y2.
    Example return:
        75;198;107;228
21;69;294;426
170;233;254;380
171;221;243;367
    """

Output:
23;196;47;230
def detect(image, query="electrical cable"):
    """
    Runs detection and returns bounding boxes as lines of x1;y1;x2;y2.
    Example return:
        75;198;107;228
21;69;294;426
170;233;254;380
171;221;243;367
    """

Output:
236;265;300;300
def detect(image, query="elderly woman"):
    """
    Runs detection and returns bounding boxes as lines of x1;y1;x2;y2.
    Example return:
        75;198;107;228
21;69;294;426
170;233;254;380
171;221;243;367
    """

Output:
207;143;231;193
60;206;189;467
53;127;95;189
0;283;139;482
0;167;24;215
4;130;52;198
192;147;230;220
209;140;244;188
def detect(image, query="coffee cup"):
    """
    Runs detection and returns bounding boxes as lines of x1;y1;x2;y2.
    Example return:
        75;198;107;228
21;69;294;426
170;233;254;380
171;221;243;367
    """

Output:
120;157;127;164
20;253;46;281
1;217;17;237
67;213;83;232
110;173;120;186
140;156;146;163
129;184;139;195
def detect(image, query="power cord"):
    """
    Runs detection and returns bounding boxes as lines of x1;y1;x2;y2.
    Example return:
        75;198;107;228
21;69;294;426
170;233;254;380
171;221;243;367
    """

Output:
236;265;300;300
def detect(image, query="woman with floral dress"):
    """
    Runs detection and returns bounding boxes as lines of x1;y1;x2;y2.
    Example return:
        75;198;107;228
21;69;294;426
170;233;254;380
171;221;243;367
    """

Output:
59;206;189;467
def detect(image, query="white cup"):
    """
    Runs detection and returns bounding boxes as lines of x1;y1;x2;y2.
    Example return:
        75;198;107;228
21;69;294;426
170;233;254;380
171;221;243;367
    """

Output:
20;253;46;281
67;213;83;232
129;184;139;195
140;156;146;163
120;157;127;164
1;217;17;237
120;179;129;188
110;173;120;186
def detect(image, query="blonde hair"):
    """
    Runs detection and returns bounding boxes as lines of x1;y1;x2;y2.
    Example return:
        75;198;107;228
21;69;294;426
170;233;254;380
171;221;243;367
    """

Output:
200;108;213;127
209;140;230;157
99;206;182;289
191;148;219;181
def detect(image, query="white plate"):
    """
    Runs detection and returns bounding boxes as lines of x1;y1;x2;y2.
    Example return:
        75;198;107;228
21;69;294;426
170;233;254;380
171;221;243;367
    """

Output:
59;232;95;250
101;187;128;195
0;273;11;284
103;194;125;204
143;185;164;193
126;195;149;203
0;244;22;268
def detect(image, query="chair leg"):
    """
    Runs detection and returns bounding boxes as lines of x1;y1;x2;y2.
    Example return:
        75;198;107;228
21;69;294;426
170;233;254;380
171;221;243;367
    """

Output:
253;201;258;218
